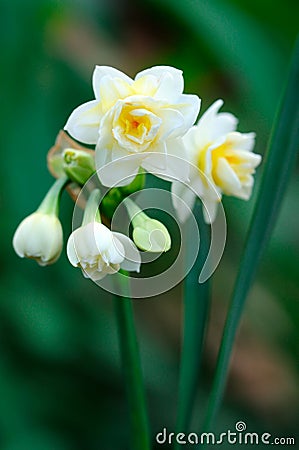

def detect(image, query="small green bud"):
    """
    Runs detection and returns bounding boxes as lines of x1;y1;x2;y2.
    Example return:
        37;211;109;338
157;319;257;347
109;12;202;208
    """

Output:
124;198;171;253
62;148;95;185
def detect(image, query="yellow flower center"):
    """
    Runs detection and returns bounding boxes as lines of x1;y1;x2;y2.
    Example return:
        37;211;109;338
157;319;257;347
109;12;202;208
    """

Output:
197;140;244;189
113;102;161;152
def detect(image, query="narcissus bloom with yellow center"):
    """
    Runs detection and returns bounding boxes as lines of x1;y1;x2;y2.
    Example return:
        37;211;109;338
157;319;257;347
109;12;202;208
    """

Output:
172;99;262;223
64;65;200;186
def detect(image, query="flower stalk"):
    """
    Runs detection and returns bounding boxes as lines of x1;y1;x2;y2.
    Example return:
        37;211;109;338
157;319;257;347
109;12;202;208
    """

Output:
38;175;69;216
81;188;102;226
114;272;151;450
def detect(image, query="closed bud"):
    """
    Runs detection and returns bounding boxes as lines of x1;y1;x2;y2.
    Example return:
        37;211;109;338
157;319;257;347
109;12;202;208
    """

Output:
13;212;63;266
63;148;95;185
124;198;171;253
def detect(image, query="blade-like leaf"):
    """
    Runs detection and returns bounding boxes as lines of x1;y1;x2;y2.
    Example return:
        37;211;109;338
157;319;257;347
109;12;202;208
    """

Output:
114;272;151;450
202;36;299;435
175;204;210;442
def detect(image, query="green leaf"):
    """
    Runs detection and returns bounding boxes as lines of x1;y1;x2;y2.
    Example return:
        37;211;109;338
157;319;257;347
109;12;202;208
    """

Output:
175;204;211;441
202;36;299;434
113;272;151;450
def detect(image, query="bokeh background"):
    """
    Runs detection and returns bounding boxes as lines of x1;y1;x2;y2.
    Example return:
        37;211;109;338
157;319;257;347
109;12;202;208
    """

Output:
1;0;298;448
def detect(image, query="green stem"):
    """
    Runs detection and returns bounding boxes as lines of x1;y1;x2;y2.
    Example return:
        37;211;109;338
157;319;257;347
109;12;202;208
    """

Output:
114;271;151;450
201;36;299;438
82;189;101;226
175;203;211;445
123;197;148;227
38;175;69;216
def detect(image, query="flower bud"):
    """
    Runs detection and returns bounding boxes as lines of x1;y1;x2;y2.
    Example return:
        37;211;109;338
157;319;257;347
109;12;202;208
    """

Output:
124;198;171;252
12;176;68;266
67;189;141;279
13;212;63;266
62;148;95;185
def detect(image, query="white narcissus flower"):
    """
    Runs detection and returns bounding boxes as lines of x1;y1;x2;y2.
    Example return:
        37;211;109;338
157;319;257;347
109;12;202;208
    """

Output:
171;99;262;223
13;212;63;266
67;222;141;280
64;65;201;186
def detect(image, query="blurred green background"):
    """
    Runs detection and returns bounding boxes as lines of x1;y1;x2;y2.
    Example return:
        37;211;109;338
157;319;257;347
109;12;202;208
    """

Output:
1;0;298;448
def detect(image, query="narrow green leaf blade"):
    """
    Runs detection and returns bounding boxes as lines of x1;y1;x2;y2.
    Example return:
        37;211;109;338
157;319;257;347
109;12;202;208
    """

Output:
175;204;211;442
114;272;151;450
202;36;299;434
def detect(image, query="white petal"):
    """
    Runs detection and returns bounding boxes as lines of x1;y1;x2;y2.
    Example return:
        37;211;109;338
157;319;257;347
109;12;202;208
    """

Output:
226;131;256;152
215;157;241;194
227;149;262;168
196;99;237;144
140;141;167;171
135;66;184;101
66;233;79;266
83;266;108;281
158;107;185;139
175;94;201;132
131;74;159;96
92;65;133;99
113;232;141;273
97;75;133;112
105;235;125;264
146;138;189;182
182;126;201;163
95;146;111;171
13;213;63;265
171;181;196;223
64;100;101;144
202;198;219;224
97;153;142;187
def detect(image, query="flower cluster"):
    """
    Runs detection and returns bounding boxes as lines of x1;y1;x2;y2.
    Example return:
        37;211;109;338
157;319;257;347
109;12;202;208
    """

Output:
13;65;262;279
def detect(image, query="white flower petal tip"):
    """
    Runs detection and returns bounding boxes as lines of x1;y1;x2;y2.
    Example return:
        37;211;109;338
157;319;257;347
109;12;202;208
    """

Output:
171;100;262;223
13;212;63;266
64;64;201;187
67;222;140;280
112;232;141;273
64;100;101;144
